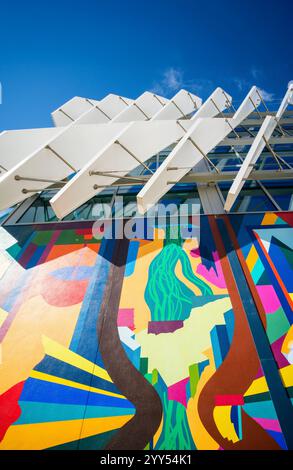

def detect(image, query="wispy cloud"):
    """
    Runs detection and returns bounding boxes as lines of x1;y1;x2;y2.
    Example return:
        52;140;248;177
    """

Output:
250;67;262;80
258;87;274;102
151;67;214;98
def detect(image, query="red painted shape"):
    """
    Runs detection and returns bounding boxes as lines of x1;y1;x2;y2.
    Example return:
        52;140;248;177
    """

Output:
215;394;244;406
278;212;293;227
0;381;25;442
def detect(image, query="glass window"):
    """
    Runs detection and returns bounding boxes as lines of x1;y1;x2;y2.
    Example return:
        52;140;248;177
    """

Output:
220;181;277;212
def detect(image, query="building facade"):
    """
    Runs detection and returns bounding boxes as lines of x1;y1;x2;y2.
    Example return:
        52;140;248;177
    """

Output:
0;86;292;450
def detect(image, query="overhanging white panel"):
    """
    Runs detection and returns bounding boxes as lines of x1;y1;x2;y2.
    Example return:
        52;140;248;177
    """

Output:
0;128;60;171
51;93;133;126
191;87;231;119
111;92;168;122
72;93;133;125
50;120;187;219
151;89;202;120
224;116;276;211
51;96;100;126
137;86;261;213
49;90;202;218
224;84;293;211
0;123;129;210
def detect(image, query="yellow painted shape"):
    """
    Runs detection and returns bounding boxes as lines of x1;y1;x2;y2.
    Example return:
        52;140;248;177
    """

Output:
42;335;112;383
187;348;219;449
136;297;232;386
30;370;125;399
0;295;81;395
261;213;278;225
289;293;293;303
0;415;133;450
282;325;293;354
280;365;293;388
245;364;293;396
119;236;164;332
0;306;8;328
213;406;239;443
153;417;163;448
246;245;258;272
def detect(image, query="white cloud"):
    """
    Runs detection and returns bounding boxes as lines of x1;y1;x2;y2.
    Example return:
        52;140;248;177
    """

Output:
151;68;214;98
258;88;274;102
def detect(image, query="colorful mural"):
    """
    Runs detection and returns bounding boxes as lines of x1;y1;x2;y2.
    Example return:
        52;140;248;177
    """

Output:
0;213;292;450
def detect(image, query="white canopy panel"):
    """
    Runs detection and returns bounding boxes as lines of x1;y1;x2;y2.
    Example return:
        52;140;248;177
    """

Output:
224;83;293;211
111;91;168;122
51;93;133;126
136;86;261;213
49;89;202;218
50;120;191;219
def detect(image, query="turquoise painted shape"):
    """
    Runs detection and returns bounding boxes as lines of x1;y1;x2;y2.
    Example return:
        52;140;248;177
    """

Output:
15;401;135;425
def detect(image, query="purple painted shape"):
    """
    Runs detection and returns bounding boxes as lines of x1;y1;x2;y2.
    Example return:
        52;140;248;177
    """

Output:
168;377;189;407
148;320;183;334
196;251;226;289
190;247;200;258
271;335;290;369
37;230;61;265
18;243;38;268
256;285;281;314
253;417;282;433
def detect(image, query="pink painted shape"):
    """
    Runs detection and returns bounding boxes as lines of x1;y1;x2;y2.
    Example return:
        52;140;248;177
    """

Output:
256;285;281;314
168;378;189;407
215;395;244;406
117;308;135;330
196;251;226;289
254;417;282;433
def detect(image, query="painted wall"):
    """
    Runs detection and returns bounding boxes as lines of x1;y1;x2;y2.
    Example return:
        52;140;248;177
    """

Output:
0;213;292;450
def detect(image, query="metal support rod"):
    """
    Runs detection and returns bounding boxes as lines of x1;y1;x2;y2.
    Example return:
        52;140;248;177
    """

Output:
0;164;8;172
257;180;282;211
59;109;74;122
171;100;187;118
133;102;150;119
119;96;130;106
211;98;240;139
262;136;284;170
248;96;263;119
187;92;199;109
15;175;67;184
255;89;270;112
85;98;111;120
152;94;166;107
115;140;154;174
89;171;147;182
176;121;220;173
45;145;77;173
221;90;236;111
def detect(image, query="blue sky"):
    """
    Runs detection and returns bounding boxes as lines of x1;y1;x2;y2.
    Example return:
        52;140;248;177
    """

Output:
0;0;292;130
